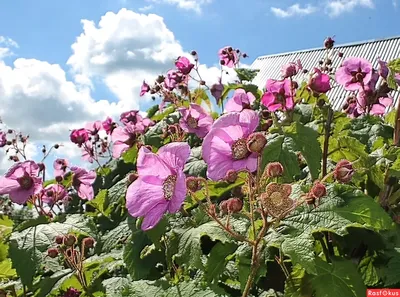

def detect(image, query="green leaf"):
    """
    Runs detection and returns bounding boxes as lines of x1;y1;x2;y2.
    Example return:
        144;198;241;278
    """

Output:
174;221;234;269
86;189;111;217
0;259;16;278
0;215;13;238
33;269;73;297
348;116;393;152
235;68;260;82
184;146;207;177
192;88;212;110
9;214;97;288
284;122;322;180
328;136;368;162
102;277;130;295
379;248;400;286
358;255;379;286
121;145;138;164
284;265;313;297
150;105;176;122
311;257;366;297
123;231;163;280
385;109;397;127
13;215;50;232
101;219;131;252
146;104;159;119
205;242;237;284
276;184;394;274
262;134;301;182
163;281;220;297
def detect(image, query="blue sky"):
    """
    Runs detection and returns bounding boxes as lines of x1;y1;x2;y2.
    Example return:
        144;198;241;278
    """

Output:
0;0;399;173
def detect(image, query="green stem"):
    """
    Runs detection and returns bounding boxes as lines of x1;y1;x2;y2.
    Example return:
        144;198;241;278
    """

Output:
322;107;334;177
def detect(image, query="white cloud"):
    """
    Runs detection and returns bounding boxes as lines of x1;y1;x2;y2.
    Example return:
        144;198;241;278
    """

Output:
0;36;18;59
0;9;238;173
147;0;212;13
139;5;153;12
325;0;374;16
271;4;317;18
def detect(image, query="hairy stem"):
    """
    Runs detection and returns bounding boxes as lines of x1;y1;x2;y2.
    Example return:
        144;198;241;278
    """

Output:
322;107;334;177
242;244;260;297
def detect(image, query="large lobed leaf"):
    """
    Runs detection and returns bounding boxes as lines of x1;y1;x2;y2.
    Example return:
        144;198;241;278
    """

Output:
270;184;394;274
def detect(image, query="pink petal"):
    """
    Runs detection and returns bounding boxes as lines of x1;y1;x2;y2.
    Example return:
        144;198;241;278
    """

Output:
379;97;393;107
0;177;20;195
136;146;172;178
78;184;94;200
157;142;191;171
126;176;165;218
167;171;187;213
141;202;169;231
9;188;33;204
112;141;129;159
261;93;275;107
370;104;386;115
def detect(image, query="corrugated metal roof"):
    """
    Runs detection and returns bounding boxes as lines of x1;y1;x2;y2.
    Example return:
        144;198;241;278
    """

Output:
250;36;400;112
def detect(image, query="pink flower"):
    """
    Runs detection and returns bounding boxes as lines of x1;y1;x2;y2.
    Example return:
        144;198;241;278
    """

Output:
85;121;102;135
41;184;68;206
0;131;6;147
261;79;295;112
224;89;256;113
0;161;43;204
218;46;238;68
102;117;115;135
308;68;331;94
175;56;194;75
281;60;302;78
82;141;94;163
111;125;137;158
120;110;153;133
377;59;389;79
71;166;96;200
126;142;190;231
140;81;150;96
70;129;89;146
178;103;213;138
356;88;393;116
164;70;187;91
202;110;259;181
335;57;373;91
53;158;69;177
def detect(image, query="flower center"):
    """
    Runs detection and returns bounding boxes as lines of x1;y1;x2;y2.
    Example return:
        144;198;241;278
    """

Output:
231;138;250;160
17;174;33;190
274;92;286;104
187;116;198;129
163;175;177;201
269;192;284;206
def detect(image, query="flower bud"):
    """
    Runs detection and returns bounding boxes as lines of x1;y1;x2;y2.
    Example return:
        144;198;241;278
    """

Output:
37;162;45;172
55;235;64;245
83;237;95;248
186;176;202;192
55;175;63;183
47;248;59;258
54;144;60;149
338;52;344;58
128;173;138;184
6;140;12;145
226;198;243;213
191;50;197;56
225;170;238;183
310;182;327;198
324;37;335;49
265;162;284;178
261;110;271;119
7;129;13;134
246;132;267;154
63;234;77;247
334;160;354;183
